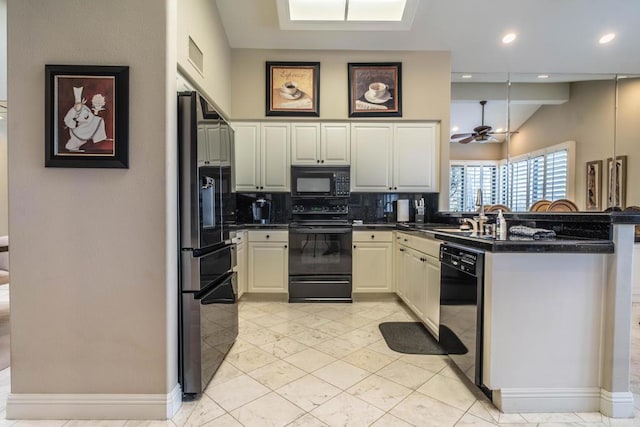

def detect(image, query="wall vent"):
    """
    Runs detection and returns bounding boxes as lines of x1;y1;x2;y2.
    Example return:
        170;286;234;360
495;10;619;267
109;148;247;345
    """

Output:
188;37;204;75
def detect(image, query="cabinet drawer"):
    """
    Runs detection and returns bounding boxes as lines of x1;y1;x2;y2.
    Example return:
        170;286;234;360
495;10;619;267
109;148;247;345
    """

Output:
248;230;288;243
397;232;441;258
353;230;393;243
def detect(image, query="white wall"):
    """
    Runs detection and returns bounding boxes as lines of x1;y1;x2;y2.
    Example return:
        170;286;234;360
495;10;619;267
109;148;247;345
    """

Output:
177;0;232;117
0;0;6;102
0;119;6;236
7;0;176;412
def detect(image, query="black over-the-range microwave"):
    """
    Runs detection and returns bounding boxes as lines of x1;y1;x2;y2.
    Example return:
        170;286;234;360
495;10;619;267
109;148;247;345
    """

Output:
291;166;350;198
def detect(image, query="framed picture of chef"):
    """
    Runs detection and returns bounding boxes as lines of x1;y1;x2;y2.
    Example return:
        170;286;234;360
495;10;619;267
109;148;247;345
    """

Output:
45;65;129;168
348;62;402;118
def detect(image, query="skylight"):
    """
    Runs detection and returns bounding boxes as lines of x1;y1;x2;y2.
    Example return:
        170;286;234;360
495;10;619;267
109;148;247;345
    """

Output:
277;0;417;30
288;0;407;22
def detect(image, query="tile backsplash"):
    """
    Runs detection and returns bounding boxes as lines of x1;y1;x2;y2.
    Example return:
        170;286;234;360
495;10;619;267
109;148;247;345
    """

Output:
235;192;439;224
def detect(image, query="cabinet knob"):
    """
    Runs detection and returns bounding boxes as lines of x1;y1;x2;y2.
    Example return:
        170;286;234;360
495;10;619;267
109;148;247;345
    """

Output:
260;186;264;190
404;238;408;242
266;235;270;239
399;248;405;252
371;235;375;239
353;245;356;248
321;160;324;163
388;187;392;190
317;160;320;163
394;187;397;190
284;245;288;248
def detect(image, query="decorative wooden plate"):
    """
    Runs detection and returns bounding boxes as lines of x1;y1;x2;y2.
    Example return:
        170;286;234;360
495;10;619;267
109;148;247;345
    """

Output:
529;199;551;212
547;199;579;212
485;204;511;212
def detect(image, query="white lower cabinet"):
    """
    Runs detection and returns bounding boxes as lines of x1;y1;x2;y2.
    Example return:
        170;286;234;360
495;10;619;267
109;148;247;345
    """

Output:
353;231;393;292
395;232;441;338
234;231;247;299
247;230;288;293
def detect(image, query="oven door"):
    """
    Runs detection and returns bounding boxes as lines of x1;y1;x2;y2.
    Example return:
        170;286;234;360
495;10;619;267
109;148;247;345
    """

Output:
288;226;352;276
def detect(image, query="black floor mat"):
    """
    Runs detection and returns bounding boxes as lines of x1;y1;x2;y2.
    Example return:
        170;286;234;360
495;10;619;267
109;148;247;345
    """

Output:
378;322;468;355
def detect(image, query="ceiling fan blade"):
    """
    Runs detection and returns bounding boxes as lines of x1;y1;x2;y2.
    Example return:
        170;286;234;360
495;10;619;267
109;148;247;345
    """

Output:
451;133;473;139
488;130;520;135
458;136;476;144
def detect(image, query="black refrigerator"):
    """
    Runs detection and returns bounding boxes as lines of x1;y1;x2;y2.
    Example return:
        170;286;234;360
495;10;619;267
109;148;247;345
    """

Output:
177;91;237;399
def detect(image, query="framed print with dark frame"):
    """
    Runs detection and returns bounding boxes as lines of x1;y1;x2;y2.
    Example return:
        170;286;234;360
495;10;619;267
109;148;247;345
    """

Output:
348;62;402;117
45;65;129;168
266;61;320;117
585;160;602;211
607;155;627;209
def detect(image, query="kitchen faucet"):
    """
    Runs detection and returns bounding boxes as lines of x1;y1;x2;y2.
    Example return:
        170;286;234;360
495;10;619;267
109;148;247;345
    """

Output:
474;189;489;234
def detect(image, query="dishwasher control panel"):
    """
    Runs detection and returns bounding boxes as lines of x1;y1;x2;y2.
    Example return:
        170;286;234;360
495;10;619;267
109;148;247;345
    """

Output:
440;244;482;276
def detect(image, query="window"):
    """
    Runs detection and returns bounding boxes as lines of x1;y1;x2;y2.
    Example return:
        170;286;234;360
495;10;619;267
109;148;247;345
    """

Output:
449;162;498;212
449;141;574;211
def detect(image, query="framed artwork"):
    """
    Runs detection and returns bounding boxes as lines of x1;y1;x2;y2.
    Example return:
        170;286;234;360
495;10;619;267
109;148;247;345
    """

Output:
607;155;627;209
265;61;320;117
45;65;129;168
585;160;602;211
348;62;402;117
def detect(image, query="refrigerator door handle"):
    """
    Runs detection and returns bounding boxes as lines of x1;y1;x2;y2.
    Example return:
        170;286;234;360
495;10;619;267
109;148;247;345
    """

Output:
196;271;236;303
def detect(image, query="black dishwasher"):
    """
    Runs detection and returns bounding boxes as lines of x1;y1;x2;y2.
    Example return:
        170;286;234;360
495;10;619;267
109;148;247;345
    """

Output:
439;243;490;397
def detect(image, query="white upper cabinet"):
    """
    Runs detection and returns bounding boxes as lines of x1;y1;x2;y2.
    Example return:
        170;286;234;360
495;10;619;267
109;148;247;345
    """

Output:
291;123;320;165
292;122;350;165
394;123;438;192
233;122;261;192
350;123;393;191
233;122;290;192
351;122;439;192
261;123;291;192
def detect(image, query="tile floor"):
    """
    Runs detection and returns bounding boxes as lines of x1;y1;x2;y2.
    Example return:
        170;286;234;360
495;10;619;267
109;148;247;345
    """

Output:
0;293;638;426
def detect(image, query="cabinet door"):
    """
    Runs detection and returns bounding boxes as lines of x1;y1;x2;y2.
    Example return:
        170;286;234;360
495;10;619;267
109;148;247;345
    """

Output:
406;248;428;319
261;123;291;192
248;242;288;293
350;123;392;192
291;123;320;165
393;123;439;192
236;242;246;299
197;125;207;165
395;245;407;301
424;255;441;339
353;242;393;292
321;123;350;165
205;123;221;164
233;123;261;192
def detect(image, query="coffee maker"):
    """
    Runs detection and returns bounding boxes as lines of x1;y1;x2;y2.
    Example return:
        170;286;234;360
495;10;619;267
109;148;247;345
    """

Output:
251;198;271;224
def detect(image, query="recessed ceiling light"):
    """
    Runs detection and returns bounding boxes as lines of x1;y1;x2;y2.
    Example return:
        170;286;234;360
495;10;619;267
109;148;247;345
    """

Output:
599;33;616;44
461;74;472;79
537;74;549;79
451;126;459;132
502;33;517;44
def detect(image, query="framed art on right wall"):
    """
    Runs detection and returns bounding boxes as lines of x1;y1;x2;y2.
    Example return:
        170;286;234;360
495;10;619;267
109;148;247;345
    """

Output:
607;155;627;209
586;160;602;211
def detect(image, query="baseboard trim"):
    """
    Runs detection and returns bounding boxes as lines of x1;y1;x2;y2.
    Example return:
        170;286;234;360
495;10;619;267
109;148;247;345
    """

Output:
6;383;182;420
599;389;635;418
493;387;601;413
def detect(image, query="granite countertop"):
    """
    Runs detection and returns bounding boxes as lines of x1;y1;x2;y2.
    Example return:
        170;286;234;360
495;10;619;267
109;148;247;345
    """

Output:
395;223;615;254
232;223;290;230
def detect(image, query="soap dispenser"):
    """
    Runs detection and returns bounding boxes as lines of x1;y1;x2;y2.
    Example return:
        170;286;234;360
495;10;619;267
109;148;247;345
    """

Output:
496;209;507;240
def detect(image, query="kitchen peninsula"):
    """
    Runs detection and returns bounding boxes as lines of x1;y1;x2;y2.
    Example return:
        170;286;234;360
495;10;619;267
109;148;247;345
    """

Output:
235;211;639;417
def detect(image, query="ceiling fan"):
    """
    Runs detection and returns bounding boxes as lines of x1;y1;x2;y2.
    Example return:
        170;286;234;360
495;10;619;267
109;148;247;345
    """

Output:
451;100;512;144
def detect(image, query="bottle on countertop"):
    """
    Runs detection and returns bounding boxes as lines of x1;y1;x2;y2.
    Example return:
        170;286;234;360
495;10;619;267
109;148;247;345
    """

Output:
496;209;507;240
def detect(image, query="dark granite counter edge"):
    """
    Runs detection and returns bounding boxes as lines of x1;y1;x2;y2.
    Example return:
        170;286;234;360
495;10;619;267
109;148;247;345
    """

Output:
396;224;615;254
436;211;640;224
